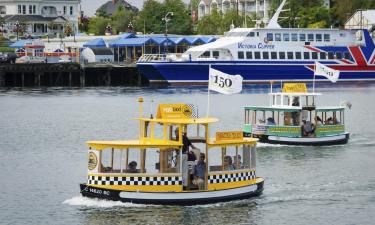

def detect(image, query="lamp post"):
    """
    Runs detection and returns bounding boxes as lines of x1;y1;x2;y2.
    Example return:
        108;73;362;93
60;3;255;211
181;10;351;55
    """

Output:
162;12;173;54
15;20;20;41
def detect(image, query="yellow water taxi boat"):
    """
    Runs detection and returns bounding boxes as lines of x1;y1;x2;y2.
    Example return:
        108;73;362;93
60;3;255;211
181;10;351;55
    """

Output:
80;99;264;205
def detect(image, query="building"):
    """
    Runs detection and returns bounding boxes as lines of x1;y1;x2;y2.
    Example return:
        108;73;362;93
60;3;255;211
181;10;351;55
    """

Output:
345;10;375;38
96;0;138;17
0;0;81;39
198;0;271;22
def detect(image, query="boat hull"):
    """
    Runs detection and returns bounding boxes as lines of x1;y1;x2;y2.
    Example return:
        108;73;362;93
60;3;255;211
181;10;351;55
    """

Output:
137;62;375;85
80;178;264;205
245;132;350;146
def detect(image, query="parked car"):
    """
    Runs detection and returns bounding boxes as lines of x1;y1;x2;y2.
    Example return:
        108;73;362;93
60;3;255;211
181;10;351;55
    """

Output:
58;55;72;63
0;52;18;63
16;56;46;64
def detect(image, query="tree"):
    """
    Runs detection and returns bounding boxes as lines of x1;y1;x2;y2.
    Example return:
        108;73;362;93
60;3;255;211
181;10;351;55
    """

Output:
88;16;111;35
134;0;164;33
79;16;90;33
111;5;135;34
196;9;223;35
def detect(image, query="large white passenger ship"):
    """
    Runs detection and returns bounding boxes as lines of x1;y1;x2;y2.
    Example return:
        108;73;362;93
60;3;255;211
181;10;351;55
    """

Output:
137;0;375;85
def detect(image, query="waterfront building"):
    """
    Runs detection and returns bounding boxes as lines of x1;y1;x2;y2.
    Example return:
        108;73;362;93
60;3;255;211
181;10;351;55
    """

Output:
345;10;375;38
0;0;81;38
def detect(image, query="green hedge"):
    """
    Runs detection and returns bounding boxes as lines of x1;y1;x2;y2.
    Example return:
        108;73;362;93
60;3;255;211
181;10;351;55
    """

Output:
0;47;14;52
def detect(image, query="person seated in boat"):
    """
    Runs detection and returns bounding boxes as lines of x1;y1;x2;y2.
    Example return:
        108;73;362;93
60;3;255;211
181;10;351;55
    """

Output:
291;97;300;125
266;117;276;126
316;116;323;126
127;161;138;173
233;155;243;169
302;120;315;137
224;155;235;170
325;117;333;125
258;119;265;124
333;117;340;125
193;153;206;190
292;97;300;106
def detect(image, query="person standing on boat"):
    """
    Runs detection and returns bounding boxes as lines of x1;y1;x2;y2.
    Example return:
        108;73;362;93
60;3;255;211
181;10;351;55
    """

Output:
193;153;206;190
292;97;300;126
175;127;197;187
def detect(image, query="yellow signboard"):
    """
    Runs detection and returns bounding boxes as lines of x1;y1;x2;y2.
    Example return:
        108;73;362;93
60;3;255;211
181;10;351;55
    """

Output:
216;131;243;141
156;104;194;119
282;83;307;93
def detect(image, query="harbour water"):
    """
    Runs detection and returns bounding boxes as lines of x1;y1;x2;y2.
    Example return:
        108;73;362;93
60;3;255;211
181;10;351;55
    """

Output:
1;84;375;225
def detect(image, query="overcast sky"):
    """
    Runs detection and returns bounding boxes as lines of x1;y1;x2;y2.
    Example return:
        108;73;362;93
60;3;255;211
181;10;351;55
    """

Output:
81;0;190;16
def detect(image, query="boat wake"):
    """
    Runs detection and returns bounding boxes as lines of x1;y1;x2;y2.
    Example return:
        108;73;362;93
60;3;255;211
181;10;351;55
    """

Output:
63;196;151;208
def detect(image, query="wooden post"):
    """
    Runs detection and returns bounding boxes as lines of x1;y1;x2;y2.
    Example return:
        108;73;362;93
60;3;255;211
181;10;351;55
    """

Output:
80;70;86;87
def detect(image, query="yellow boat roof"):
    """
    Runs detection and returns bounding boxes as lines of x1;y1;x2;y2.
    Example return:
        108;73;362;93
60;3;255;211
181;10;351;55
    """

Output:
134;117;219;124
87;139;182;150
207;137;258;147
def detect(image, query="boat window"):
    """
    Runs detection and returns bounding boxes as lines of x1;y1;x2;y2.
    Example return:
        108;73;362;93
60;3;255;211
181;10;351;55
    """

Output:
283;33;290;41
320;52;327;59
312;52;318;59
248;32;255;37
287;52;294;59
279;52;285;59
263;51;269;59
308;34;314;42
271;52;277;59
295;52;302;59
324;34;330;42
212;51;219;59
328;52;334;59
238;51;244;59
316;34;322;42
246;51;252;59
208;145;252;172
266;33;273;41
291;33;298;41
256;32;260;37
344;52;351;60
304;52;310;59
275;33;281;41
202;51;210;58
299;33;306;42
335;52;342;59
254;51;261;59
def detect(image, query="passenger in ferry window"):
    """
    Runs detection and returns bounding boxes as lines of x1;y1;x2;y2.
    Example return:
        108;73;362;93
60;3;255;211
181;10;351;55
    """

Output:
266;117;276;125
316;116;323;126
193;153;206;190
224;155;235;170
233;155;243;169
127;161;138;173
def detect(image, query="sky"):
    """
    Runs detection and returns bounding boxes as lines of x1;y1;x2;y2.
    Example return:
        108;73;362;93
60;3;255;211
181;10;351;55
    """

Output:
81;0;190;16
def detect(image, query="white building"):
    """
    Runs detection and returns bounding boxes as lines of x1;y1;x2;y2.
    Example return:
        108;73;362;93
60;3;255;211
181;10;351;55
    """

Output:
345;10;375;38
0;0;81;38
198;0;271;23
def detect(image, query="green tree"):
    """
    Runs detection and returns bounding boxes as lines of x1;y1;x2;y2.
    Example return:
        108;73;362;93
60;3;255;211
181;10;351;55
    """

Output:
111;5;135;34
88;16;111;35
196;9;223;35
134;0;164;33
331;0;375;27
163;0;193;34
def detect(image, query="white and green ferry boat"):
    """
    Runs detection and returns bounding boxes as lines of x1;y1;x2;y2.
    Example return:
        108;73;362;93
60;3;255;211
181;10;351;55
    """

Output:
243;83;350;146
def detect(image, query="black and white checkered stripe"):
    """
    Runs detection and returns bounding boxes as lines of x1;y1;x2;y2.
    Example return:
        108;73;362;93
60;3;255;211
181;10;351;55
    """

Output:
208;171;256;184
88;175;182;186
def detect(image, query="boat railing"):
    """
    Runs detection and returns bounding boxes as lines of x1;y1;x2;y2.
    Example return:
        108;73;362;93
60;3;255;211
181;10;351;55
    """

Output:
138;54;167;62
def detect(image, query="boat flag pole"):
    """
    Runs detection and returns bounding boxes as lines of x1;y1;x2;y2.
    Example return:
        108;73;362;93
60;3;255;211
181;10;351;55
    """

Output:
206;64;211;117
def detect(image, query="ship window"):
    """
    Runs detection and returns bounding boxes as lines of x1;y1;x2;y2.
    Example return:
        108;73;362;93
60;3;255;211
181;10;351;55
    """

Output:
320;52;327;59
308;34;314;42
295;52;302;59
279;52;285;59
299;34;306;42
336;52;342;59
266;33;273;41
212;51;219;59
246;51;252;59
29;5;32;14
316;34;322;42
304;52;310;59
263;52;269;59
238;51;244;59
324;34;330;42
202;51;210;58
271;52;277;59
287;52;294;59
248;32;255;37
328;52;334;59
344;52;351;60
291;33;298;41
254;52;261;59
275;33;281;41
283;33;290;41
256;32;259;37
312;52;318;59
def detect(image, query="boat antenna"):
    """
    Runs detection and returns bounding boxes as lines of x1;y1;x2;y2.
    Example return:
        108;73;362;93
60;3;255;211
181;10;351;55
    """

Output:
266;0;287;29
150;99;154;118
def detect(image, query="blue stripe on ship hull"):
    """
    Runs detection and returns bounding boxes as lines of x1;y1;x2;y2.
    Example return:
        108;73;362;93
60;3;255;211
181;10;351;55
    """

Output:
137;63;375;82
